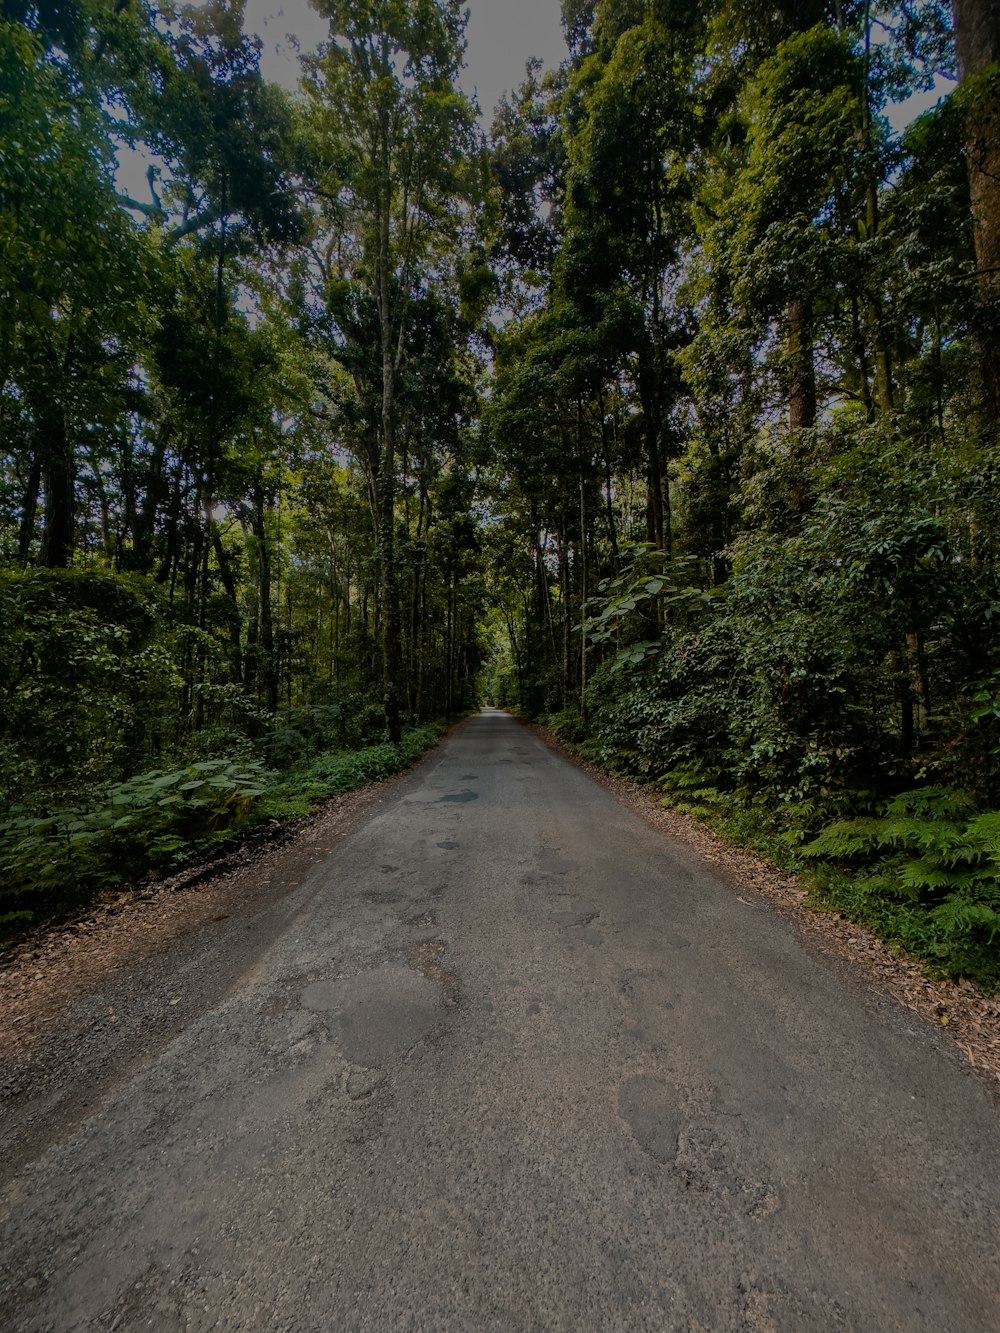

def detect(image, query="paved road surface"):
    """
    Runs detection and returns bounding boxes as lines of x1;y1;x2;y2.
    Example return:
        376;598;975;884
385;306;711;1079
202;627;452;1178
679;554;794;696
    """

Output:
3;711;1000;1331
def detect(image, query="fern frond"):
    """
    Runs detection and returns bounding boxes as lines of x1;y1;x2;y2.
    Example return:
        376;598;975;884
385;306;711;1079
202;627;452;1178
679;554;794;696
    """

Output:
930;899;1000;939
803;818;882;858
898;859;957;892
875;817;964;853
966;812;1000;855
884;787;977;820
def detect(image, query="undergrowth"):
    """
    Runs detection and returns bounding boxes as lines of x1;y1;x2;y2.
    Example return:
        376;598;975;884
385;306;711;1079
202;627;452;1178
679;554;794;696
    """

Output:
0;724;445;943
801;788;1000;991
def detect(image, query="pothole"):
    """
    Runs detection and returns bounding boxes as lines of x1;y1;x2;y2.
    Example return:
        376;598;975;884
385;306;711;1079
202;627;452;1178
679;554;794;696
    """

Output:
301;964;440;1065
550;910;600;928
405;939;461;1008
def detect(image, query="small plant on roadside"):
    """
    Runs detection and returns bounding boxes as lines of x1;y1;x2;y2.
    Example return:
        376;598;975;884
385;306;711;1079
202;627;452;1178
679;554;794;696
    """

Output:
657;761;724;819
802;787;1000;989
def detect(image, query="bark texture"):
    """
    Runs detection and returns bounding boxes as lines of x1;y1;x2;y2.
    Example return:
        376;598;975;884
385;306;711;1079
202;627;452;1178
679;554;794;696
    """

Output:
954;0;1000;425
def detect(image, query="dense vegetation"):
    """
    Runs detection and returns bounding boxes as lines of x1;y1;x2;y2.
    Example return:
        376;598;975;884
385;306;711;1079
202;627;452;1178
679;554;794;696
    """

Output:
3;0;1000;986
483;0;1000;988
1;0;484;931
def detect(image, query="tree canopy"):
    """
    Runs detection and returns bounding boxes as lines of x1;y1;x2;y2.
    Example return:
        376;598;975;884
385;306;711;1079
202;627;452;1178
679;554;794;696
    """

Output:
3;0;1000;985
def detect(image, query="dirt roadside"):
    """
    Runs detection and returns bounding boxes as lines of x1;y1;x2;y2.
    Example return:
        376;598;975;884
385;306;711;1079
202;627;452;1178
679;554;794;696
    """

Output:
530;722;1000;1086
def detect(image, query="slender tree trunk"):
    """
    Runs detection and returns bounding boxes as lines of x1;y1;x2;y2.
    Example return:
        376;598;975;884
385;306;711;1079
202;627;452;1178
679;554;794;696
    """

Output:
861;0;895;417
18;454;41;564
40;405;74;568
598;387;620;569
211;527;242;682
376;108;403;744
252;490;277;715
787;298;817;432
579;478;588;727
558;523;570;708
851;295;876;422
87;446;114;560
953;0;1000;426
133;427;168;573
636;357;663;549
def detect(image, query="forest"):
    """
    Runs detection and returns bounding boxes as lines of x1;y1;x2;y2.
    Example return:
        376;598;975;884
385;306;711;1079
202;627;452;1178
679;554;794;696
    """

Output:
2;0;1000;988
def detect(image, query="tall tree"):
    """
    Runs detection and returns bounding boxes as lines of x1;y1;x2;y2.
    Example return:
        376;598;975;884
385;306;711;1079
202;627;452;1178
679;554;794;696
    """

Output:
952;0;1000;425
303;0;478;739
0;15;150;567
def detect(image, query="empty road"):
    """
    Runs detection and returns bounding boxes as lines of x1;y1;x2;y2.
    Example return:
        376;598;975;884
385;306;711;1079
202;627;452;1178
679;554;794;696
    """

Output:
2;710;1000;1331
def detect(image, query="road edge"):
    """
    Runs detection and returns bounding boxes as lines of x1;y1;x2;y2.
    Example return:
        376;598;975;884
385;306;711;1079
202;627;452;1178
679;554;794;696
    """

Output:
525;717;1000;1092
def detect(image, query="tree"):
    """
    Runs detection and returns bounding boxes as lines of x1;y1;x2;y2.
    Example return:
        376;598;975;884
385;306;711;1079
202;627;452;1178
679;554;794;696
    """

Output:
559;4;703;554
302;0;479;739
0;17;151;567
952;0;1000;425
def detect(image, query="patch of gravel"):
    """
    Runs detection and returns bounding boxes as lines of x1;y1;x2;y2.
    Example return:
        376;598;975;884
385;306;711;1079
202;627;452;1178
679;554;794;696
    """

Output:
530;723;1000;1087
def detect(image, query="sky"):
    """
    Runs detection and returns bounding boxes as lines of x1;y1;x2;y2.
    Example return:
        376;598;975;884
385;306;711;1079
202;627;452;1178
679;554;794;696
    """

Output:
116;1;945;203
247;0;568;118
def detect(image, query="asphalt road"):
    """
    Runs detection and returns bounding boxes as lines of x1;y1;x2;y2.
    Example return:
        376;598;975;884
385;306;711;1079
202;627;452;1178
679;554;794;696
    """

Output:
3;710;1000;1332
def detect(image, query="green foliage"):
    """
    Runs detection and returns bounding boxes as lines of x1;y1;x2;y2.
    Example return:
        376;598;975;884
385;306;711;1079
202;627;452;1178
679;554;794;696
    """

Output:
256;725;445;822
542;707;587;744
0;569;181;805
0;757;269;933
804;788;1000;989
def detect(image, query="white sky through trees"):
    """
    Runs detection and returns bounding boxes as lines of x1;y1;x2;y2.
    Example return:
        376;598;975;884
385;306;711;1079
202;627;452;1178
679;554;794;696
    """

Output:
246;0;568;118
115;2;944;212
115;0;567;202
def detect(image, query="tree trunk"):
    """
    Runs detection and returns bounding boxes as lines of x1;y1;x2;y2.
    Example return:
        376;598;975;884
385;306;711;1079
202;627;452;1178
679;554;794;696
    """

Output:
787;298;817;432
132;427;168;573
377;108;403;744
953;0;1000;426
579;477;588;727
211;527;242;682
17;454;41;565
252;491;278;715
40;406;74;568
558;523;570;708
598;388;620;569
861;0;894;418
636;355;665;550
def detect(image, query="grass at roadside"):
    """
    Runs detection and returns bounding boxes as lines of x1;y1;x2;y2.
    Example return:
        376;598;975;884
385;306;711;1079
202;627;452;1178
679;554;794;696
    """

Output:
0;724;447;944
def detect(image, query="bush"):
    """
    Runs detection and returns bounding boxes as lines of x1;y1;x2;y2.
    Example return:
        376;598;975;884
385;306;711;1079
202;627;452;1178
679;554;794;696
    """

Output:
256;726;445;821
803;787;1000;990
0;758;268;933
542;707;586;744
0;568;177;807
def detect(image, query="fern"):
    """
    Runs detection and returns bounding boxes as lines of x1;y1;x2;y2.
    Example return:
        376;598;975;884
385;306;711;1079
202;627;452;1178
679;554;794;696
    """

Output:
872;816;966;854
803;818;882;858
883;787;978;820
897;859;985;894
966;812;1000;855
806;787;1000;989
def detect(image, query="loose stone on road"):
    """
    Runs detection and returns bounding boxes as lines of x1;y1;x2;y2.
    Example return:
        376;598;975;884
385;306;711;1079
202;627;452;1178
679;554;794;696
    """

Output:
2;710;999;1331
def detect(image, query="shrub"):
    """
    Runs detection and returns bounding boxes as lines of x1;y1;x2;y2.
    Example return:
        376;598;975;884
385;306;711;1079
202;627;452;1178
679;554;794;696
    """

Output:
0;758;269;933
803;787;1000;989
